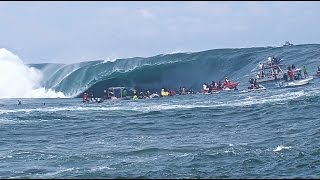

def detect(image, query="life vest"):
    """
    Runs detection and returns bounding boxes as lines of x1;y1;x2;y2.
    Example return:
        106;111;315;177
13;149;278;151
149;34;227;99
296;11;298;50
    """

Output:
83;94;88;101
169;90;176;96
161;90;168;96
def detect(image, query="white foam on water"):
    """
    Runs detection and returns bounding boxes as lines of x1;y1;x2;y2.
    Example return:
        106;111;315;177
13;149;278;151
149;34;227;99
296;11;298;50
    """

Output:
0;118;14;124
0;105;123;114
90;165;114;172
273;145;292;152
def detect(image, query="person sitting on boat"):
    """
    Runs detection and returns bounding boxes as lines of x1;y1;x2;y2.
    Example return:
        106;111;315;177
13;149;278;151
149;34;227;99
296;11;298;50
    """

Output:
202;83;209;92
223;77;230;89
291;64;295;70
216;81;220;89
211;81;215;87
208;83;213;93
161;88;169;97
83;92;88;102
248;78;254;89
210;81;216;91
214;81;218;89
169;90;176;96
146;90;151;98
138;92;144;99
318;66;320;72
224;77;230;84
178;87;183;95
181;87;187;95
132;92;139;100
303;66;309;78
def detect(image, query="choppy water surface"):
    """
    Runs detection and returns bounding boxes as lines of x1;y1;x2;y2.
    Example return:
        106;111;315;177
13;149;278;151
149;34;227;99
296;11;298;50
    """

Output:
1;81;320;178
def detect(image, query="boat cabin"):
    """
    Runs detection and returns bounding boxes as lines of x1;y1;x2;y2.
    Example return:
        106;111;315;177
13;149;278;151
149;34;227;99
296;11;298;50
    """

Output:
107;87;129;99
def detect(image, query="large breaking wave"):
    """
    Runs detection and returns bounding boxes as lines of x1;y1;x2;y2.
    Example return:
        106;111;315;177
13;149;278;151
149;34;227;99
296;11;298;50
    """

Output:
0;48;66;98
21;44;320;98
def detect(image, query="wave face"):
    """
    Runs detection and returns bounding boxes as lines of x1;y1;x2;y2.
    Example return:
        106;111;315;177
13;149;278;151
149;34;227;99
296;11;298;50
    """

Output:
28;44;320;98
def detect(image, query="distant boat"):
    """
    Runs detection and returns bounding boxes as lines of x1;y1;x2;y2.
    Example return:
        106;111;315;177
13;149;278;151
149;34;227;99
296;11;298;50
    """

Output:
283;41;294;47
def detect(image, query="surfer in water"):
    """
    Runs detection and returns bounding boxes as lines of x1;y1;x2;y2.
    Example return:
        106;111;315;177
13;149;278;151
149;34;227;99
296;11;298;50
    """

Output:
18;100;21;105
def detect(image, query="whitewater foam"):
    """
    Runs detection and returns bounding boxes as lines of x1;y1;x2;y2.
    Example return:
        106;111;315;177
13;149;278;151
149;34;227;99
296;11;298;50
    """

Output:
274;145;292;152
0;48;66;98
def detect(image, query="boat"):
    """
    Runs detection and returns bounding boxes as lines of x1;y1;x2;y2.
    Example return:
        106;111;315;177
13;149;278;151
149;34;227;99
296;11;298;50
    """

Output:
107;87;132;100
223;81;239;90
149;93;160;98
251;56;301;84
251;57;285;83
277;77;313;88
248;85;266;92
283;41;294;47
201;80;238;93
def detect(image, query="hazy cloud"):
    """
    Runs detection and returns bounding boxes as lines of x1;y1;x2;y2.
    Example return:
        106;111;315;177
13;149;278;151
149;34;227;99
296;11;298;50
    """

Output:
0;2;319;64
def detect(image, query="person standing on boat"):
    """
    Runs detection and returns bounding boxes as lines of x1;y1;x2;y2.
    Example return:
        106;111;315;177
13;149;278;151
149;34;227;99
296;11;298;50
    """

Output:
288;70;294;81
297;70;302;80
253;79;259;88
268;57;272;66
83;93;89;103
303;66;309;78
283;73;289;82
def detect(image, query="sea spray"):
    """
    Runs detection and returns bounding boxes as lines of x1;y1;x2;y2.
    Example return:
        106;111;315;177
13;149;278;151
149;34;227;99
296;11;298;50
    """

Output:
0;48;66;98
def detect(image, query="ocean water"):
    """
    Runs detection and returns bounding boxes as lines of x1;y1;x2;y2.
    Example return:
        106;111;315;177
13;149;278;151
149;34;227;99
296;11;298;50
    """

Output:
1;80;320;178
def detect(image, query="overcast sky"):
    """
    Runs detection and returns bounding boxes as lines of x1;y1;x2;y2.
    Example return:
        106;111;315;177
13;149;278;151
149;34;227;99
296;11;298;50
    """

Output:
0;1;319;64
